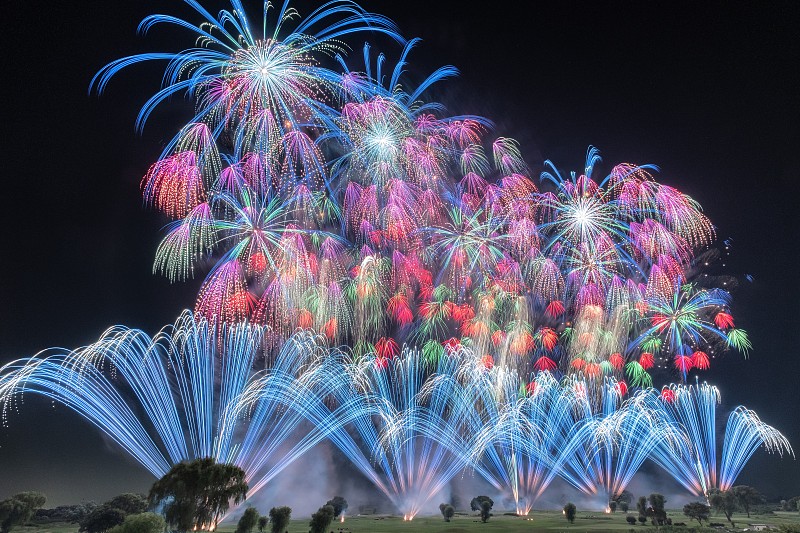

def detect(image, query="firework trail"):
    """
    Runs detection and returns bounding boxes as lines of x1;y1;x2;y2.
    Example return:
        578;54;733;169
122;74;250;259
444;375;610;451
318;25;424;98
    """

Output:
318;347;477;520
463;369;593;515
644;382;793;497
0;313;344;501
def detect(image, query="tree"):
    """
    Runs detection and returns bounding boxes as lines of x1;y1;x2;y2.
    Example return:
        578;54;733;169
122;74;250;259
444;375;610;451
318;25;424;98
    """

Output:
479;501;492;523
732;485;764;518
0;492;47;533
308;505;334;533
36;503;96;524
791;496;800;512
620;501;629;513
563;503;576;524
626;515;637;525
257;516;268;533
708;488;738;525
683;502;710;525
235;507;260;533
325;496;348;518
470;496;493;512
148;457;247;533
614;490;633;507
107;513;165;533
608;501;617;513
648;493;667;525
267;506;291;533
79;507;126;533
438;504;454;522
636;496;648;522
104;495;147;516
80;494;148;533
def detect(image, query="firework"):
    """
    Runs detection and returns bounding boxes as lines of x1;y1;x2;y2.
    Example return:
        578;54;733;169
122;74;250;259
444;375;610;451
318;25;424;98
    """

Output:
0;313;341;502
1;0;787;517
645;382;793;497
90;0;753;389
320;348;476;520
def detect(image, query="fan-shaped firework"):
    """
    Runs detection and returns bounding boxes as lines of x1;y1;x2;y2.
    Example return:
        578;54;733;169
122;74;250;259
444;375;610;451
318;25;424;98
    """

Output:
644;382;793;497
0;313;341;502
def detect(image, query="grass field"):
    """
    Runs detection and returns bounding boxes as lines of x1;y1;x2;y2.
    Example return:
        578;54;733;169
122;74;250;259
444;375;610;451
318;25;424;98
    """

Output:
21;510;800;533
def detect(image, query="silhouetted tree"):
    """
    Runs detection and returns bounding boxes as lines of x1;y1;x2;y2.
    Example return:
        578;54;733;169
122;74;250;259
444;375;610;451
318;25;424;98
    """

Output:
438;504;454;522
0;492;47;533
648;493;667;525
267;506;291;533
683;502;710;525
79;507;126;533
636;496;648;522
608;501;617;513
709;488;738;525
563;503;576;523
732;485;764;518
325;497;348;518
35;503;96;524
148;457;247;533
104;495;146;516
614;490;633;507
479;501;492;523
235;507;260;533
79;494;147;533
308;505;334;533
257;515;267;533
470;496;493;512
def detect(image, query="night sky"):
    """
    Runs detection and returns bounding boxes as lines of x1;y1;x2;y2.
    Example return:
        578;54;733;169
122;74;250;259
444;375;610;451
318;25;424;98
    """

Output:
1;0;798;505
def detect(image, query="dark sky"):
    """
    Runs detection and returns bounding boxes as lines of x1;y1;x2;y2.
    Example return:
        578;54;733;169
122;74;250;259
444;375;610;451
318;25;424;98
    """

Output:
1;0;799;505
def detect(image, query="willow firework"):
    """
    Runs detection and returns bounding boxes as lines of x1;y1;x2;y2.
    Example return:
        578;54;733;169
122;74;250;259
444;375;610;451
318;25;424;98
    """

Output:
87;0;754;389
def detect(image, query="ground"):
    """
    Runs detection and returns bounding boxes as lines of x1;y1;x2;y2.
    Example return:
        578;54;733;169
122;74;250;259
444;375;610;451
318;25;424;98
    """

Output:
19;510;800;533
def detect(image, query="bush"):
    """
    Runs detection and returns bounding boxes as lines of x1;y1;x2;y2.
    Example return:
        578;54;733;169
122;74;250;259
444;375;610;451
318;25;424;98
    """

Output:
637;516;647;524
79;506;126;533
107;513;164;533
308;505;334;533
626;515;637;525
267;507;291;533
563;503;576;524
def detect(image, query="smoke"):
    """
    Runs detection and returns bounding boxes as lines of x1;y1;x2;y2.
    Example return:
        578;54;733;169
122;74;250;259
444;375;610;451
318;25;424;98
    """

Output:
231;438;394;521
